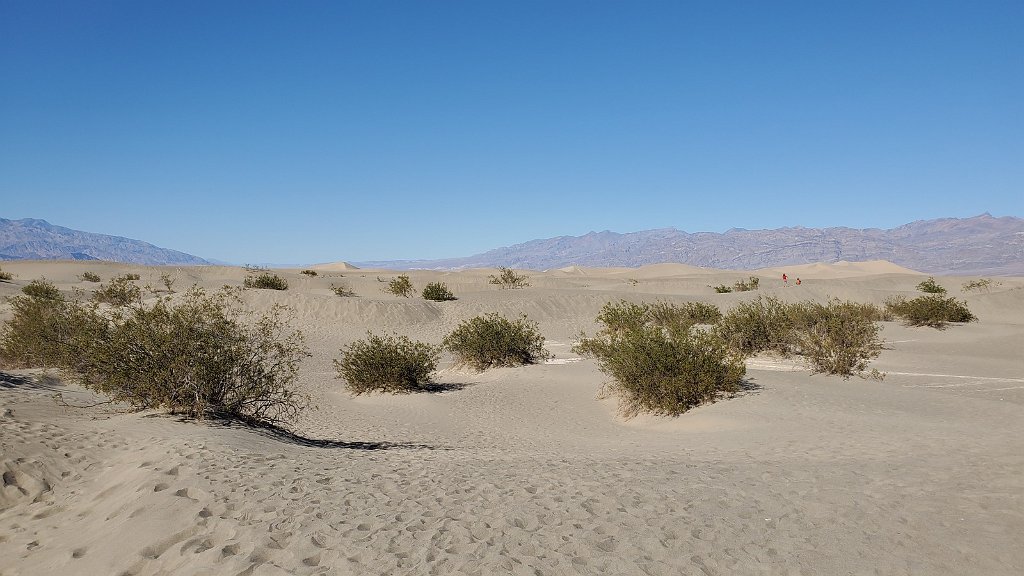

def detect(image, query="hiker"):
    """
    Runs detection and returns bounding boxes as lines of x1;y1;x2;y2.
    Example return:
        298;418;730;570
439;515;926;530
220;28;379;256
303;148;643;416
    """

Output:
782;273;788;286
796;278;801;286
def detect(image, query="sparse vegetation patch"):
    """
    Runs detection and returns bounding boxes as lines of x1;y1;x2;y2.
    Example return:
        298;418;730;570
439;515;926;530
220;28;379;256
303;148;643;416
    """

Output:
885;295;976;328
916;277;947;294
80;271;101;282
334;333;440;394
93;275;143;306
244;272;289;291
962;278;999;293
443;313;551;371
300;269;318;277
422;282;456;301
488;267;530;289
384;275;414;297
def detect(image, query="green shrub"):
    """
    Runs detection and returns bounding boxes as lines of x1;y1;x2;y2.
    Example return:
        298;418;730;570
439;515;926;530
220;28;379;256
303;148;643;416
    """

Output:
158;273;176;293
594;300;721;335
733;276;760;292
678;301;722;324
334;333;440;394
80;271;101;282
1;286;311;425
962;278;999;293
422;282;456;301
788;299;884;378
712;284;733;293
300;269;318;277
123;273;141;281
331;283;356;297
22;279;63;300
93;275;143;306
885;295;976;328
488;267;530;289
916;277;946;294
716;296;796;356
0;266;11;282
574;313;745;417
244;272;289;291
443;313;551;371
384;275;414;297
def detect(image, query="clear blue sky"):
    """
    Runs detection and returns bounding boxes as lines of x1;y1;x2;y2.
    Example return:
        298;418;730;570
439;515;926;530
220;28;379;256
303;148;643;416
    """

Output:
2;1;1021;263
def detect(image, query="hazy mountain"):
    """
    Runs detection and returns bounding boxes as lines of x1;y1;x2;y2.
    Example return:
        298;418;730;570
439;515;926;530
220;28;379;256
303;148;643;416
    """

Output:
0;218;209;266
358;214;1024;276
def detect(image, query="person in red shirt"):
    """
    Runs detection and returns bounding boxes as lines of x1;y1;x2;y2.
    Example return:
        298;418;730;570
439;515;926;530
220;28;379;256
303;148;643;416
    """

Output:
782;273;788;286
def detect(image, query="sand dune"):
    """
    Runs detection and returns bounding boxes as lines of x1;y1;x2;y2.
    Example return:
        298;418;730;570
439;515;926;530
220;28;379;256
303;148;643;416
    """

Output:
1;260;1022;575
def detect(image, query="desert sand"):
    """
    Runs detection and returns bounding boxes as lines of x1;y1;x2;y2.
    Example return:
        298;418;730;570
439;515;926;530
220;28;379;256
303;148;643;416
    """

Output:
1;260;1022;575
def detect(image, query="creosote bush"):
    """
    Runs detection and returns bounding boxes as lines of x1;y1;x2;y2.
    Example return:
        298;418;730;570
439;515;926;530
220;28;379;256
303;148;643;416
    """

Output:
331;283;356;297
443;313;551;371
385;275;414;297
574;301;745;417
962;278;999;293
0;266;12;281
916;277;947;294
885;295;976;328
244;272;289;291
22;279;63;300
733;276;760;292
788;299;884;378
712;284;733;293
334;333;440;394
715;296;796;356
158;273;176;293
93;275;143;307
80;271;101;282
488;267;530;289
0;284;311;425
422;282;456;301
300;269;318;276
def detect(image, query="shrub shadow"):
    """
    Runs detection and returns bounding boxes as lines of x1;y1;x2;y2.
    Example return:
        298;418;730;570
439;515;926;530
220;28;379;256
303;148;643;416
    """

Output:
0;371;64;392
193;415;448;452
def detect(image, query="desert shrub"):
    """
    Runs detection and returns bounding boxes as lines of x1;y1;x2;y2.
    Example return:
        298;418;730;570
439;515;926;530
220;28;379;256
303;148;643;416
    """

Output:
385;275;414;297
916;277;946;294
788;299;884;378
574;314;745;417
2;285;311;424
80;271;101;282
716;296;796;356
443;313;551;370
488;267;530;289
158;273;176;293
331;283;356;297
0;266;11;281
712;284;733;293
733;276;760;292
422;282;456;301
679;301;722;324
1;281;103;371
21;279;63;300
885;295;976;328
244;272;288;291
334;333;440;394
93;275;143;306
300;269;318;277
123;273;141;281
962;278;999;293
596;300;720;335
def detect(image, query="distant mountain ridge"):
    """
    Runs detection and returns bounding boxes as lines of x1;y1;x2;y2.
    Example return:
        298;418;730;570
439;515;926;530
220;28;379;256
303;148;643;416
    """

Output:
0;218;209;266
358;214;1024;276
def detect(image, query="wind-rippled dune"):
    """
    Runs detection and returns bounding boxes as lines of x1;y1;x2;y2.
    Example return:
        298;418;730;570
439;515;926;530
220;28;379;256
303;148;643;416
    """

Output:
1;261;1023;575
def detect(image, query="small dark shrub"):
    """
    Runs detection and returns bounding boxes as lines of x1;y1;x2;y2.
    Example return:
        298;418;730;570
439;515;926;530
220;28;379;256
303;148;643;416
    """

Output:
244;272;289;291
385;275;414;297
0;266;11;282
443;313;551;371
334;333;440;394
788;299;884;378
331;283;356;297
574;313;745;417
712;284;733;293
488;267;530;289
422;282;456;301
885;295;976;328
733;276;760;292
962;278;999;293
123;273;141;281
22;279;63;300
93;275;143;306
595;300;720;334
300;269;318;277
916;277;946;294
716;296;796;356
158;273;176;293
80;271;101;282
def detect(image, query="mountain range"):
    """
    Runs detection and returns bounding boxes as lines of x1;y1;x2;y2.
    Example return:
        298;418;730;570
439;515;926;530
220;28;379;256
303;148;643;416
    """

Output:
2;214;1021;275
357;214;1024;276
0;218;208;266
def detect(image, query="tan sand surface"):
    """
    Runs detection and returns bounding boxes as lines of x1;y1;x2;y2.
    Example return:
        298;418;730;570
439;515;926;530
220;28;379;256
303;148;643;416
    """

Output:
1;260;1022;575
